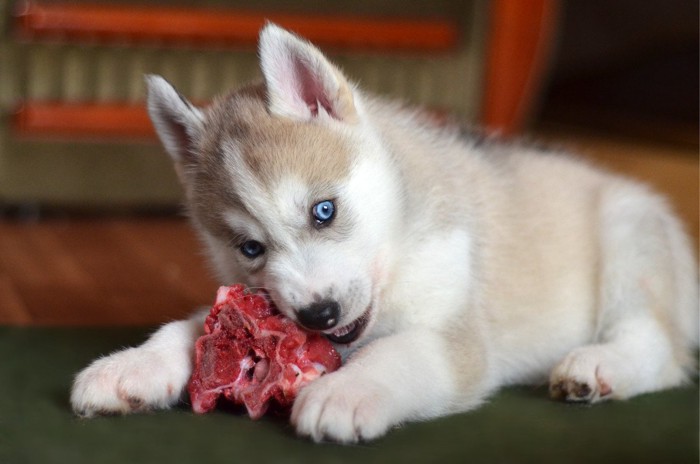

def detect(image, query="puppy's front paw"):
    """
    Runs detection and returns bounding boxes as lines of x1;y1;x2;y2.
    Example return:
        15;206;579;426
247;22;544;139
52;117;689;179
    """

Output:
291;372;394;443
71;347;190;417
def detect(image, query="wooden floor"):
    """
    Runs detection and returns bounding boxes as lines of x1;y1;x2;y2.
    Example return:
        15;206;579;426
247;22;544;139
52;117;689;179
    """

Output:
0;126;697;326
0;216;218;325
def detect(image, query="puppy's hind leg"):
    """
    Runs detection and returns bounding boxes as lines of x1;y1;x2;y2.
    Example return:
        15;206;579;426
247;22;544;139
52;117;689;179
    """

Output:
71;309;208;417
550;185;697;403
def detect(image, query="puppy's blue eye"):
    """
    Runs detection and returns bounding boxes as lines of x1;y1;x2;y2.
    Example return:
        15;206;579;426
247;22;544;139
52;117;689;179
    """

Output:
240;240;264;259
312;200;335;225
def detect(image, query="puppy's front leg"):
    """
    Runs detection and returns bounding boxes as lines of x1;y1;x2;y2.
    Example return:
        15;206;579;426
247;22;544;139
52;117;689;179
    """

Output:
71;309;207;417
292;328;492;443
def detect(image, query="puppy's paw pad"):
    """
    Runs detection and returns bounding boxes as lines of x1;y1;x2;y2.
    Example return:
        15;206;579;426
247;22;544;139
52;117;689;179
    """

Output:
549;347;614;403
550;379;598;402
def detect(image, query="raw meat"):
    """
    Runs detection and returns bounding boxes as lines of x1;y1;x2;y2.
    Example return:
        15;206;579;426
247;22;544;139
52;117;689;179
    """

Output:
188;284;342;419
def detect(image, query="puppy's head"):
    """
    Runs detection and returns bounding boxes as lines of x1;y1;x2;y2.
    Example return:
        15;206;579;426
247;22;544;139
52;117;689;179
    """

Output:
146;24;400;345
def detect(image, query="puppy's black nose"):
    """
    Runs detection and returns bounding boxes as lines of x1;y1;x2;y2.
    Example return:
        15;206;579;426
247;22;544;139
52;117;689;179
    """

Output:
296;300;340;331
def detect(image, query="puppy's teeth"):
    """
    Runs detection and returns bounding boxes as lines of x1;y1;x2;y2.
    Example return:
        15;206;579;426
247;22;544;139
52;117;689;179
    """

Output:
332;322;356;337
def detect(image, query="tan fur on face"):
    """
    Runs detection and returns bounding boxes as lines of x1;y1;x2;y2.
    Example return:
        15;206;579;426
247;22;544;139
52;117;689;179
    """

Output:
204;83;352;190
178;82;355;246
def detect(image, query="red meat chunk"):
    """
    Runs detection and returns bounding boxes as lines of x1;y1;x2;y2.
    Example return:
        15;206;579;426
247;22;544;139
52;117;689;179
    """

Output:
188;285;342;419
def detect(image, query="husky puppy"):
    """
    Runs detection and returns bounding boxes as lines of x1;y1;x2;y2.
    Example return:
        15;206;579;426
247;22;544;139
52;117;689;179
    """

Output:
71;24;698;443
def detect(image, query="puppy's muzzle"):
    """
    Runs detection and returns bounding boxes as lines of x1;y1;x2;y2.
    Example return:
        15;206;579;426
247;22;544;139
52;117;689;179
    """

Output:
296;300;340;331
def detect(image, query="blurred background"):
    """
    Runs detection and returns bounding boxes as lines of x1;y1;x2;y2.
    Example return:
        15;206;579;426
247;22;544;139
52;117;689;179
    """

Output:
0;0;697;325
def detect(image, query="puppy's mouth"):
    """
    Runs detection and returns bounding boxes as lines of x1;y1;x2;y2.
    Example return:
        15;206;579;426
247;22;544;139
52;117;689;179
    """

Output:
324;306;372;345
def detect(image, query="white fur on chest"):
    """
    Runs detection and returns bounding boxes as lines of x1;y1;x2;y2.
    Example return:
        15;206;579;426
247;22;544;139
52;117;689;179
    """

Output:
378;228;475;333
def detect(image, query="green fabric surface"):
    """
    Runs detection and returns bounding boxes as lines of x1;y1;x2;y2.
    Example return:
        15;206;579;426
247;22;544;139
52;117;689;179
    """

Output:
1;327;697;464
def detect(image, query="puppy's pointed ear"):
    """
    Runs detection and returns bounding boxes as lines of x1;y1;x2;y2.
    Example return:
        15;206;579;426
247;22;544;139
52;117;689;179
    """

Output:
259;24;358;122
146;75;204;163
